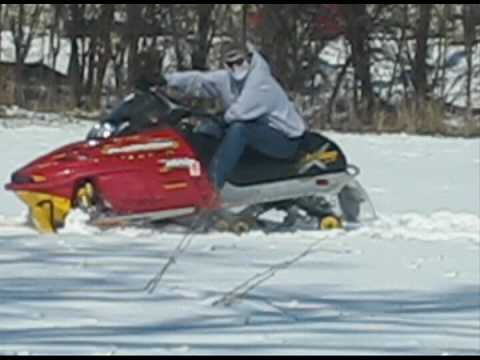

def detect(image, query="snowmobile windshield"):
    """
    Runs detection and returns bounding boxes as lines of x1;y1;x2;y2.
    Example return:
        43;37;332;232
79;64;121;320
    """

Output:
87;91;189;141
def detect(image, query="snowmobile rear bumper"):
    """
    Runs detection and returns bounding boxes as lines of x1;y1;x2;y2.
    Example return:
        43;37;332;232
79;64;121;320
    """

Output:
14;191;71;234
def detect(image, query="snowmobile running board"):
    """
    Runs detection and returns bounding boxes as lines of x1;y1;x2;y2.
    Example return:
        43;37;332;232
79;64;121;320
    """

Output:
91;207;197;228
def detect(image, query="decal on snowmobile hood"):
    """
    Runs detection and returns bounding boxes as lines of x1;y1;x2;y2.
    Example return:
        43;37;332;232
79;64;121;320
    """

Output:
103;140;178;155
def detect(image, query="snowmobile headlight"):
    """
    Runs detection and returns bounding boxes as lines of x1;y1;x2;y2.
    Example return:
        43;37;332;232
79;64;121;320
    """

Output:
32;175;47;183
11;173;48;185
11;172;34;185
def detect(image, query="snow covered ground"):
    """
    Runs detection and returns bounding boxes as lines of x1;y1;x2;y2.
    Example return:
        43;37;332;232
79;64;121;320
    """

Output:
0;119;479;355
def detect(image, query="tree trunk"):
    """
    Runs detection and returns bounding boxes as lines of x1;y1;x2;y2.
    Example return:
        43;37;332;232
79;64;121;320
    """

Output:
47;4;64;110
259;5;294;89
414;4;433;104
112;45;127;94
192;4;215;71
66;4;84;107
463;4;475;131
343;4;374;124
85;36;97;98
242;4;249;48
387;4;409;103
126;4;142;89
68;38;82;107
0;5;4;61
10;5;43;108
91;4;115;109
169;5;187;71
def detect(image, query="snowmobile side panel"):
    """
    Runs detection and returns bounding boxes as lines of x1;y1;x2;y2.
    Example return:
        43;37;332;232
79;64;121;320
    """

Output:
92;207;197;228
222;172;353;208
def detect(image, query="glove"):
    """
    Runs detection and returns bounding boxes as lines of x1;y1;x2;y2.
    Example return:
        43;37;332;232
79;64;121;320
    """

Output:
134;73;167;92
213;111;226;122
211;111;227;129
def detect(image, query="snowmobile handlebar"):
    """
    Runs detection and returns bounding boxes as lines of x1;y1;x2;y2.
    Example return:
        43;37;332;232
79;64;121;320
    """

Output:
146;87;226;126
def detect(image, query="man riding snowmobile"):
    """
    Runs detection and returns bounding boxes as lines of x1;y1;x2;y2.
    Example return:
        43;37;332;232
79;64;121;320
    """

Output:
138;44;306;192
6;44;376;234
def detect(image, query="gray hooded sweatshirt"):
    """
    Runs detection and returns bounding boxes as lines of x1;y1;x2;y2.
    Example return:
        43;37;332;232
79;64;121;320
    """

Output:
165;50;306;139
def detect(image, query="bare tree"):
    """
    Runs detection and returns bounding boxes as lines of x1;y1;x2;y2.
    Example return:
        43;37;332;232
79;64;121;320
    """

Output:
0;5;7;61
191;4;216;71
256;5;294;88
9;4;45;107
111;22;128;95
124;4;143;89
46;4;65;109
414;4;433;104
242;4;249;48
254;5;328;90
161;4;225;72
48;5;64;73
385;4;410;104
89;4;115;109
65;4;88;107
167;4;189;71
463;4;475;129
0;3;476;135
343;4;374;124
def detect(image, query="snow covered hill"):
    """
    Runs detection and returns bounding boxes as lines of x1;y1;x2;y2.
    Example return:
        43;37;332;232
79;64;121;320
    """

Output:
0;119;479;355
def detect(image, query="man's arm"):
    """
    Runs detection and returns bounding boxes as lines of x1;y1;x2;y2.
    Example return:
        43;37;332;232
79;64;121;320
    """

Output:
165;70;228;99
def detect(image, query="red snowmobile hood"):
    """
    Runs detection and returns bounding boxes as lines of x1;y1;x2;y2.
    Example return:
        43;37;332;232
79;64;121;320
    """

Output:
5;128;184;194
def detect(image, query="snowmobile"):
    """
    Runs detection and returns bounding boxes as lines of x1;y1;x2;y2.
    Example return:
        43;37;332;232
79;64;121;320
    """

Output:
5;88;376;234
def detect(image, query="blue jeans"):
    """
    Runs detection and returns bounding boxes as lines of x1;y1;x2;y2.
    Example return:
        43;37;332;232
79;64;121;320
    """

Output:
208;121;301;190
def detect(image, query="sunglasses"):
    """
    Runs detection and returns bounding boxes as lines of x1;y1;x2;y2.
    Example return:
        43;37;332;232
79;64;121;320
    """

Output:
226;58;246;69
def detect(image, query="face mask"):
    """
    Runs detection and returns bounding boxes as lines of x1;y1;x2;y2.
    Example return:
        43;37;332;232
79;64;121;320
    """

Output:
230;61;250;81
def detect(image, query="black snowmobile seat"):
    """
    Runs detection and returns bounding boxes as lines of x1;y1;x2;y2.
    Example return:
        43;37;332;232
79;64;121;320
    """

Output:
228;132;348;186
185;128;348;187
